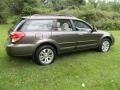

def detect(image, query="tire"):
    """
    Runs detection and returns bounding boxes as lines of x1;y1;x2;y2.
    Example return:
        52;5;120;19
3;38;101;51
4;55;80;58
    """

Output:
34;45;56;65
98;38;111;52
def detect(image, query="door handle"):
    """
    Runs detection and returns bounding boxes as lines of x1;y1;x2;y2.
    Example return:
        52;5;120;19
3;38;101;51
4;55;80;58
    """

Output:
78;33;84;35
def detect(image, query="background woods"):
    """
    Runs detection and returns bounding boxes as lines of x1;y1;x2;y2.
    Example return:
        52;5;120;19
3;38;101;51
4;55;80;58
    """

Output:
0;0;120;30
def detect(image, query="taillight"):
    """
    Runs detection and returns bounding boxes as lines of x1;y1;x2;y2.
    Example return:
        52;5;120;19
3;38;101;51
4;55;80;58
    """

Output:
10;32;25;43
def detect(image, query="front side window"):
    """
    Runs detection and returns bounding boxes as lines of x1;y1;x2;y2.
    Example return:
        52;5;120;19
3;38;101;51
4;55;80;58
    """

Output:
73;20;92;32
21;20;54;31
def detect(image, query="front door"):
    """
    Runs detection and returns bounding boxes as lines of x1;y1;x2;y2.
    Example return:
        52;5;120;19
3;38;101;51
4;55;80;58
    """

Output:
72;20;98;49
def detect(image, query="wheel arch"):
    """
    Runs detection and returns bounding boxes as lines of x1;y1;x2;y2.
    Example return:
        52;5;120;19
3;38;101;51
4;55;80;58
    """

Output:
102;36;112;44
98;36;112;47
33;41;59;56
103;36;112;43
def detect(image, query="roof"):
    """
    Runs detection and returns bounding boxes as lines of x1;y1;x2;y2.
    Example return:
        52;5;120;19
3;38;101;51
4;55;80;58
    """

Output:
22;14;78;20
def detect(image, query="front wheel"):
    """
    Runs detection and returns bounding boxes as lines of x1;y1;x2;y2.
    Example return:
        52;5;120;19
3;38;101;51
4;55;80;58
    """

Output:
34;45;56;65
98;38;111;52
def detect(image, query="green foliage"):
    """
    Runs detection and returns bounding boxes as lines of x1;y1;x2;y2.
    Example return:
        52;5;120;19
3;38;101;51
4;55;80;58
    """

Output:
21;3;38;15
0;1;5;11
0;1;7;23
53;8;120;30
51;0;64;11
34;8;54;14
0;0;120;30
0;13;7;24
24;0;38;7
49;0;85;11
99;2;120;13
111;2;120;12
89;0;98;8
6;0;38;15
80;10;120;30
95;19;120;30
6;0;24;15
66;0;85;7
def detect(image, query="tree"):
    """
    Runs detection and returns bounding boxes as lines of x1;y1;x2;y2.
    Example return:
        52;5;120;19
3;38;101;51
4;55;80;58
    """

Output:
5;0;24;15
67;0;85;7
111;1;120;12
5;0;38;15
0;1;7;23
51;0;63;11
24;0;38;7
89;0;98;8
0;0;5;11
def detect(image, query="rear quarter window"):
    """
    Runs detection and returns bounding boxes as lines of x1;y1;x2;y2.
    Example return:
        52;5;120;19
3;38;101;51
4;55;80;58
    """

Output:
21;20;55;31
8;20;25;33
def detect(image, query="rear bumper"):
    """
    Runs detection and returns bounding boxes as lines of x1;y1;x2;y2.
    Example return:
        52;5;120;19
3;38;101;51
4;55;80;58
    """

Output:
5;43;35;56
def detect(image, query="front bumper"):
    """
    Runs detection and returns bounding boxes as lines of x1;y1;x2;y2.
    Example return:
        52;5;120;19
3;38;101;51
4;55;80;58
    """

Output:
110;34;115;46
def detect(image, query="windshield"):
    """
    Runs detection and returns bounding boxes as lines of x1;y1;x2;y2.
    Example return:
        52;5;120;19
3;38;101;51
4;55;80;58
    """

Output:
21;20;54;31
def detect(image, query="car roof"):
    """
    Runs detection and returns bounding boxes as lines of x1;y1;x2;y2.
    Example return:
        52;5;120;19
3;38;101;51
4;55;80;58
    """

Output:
22;14;79;20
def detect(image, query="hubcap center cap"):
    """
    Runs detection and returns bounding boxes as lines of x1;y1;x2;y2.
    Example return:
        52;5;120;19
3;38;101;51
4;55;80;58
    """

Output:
44;53;49;58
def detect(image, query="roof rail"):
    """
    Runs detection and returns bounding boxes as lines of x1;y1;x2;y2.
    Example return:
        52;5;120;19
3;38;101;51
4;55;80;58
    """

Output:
32;14;75;17
56;14;75;17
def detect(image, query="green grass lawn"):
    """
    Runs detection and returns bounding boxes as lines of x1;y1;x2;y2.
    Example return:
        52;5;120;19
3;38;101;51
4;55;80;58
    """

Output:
0;24;120;90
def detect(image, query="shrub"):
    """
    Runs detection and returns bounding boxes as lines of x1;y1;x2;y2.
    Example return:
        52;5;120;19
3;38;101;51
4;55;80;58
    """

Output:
21;3;38;15
94;19;120;30
6;0;24;15
54;9;120;30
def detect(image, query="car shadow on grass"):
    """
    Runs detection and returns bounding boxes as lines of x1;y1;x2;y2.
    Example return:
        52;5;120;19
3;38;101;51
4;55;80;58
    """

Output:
5;55;34;66
57;49;98;59
5;49;98;65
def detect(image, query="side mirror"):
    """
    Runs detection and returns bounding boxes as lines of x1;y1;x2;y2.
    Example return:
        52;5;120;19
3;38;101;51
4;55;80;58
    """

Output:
92;26;97;32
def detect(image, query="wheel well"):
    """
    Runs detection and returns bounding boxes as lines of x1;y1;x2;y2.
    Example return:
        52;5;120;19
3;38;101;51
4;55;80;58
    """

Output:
103;36;112;44
34;42;58;55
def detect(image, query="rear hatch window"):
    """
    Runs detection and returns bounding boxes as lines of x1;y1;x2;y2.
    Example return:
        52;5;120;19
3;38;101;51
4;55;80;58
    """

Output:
8;19;25;34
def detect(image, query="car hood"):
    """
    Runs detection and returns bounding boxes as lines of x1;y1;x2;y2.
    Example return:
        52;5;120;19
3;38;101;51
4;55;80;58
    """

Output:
97;30;110;34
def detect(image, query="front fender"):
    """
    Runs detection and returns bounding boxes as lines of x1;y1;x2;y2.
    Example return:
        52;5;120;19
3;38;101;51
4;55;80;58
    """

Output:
98;34;114;47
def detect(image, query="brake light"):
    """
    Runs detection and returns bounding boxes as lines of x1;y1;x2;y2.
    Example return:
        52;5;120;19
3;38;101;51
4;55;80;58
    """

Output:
10;32;25;43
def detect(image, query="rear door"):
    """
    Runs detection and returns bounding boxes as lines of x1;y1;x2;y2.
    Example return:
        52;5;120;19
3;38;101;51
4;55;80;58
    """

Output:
51;19;77;52
20;19;55;44
72;20;98;49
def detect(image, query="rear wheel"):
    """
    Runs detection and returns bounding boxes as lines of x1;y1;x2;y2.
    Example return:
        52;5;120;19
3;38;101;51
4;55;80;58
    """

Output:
34;45;56;65
98;38;111;52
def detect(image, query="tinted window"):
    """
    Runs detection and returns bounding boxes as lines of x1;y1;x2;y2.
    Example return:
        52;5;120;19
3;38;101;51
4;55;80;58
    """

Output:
21;20;54;31
73;20;92;32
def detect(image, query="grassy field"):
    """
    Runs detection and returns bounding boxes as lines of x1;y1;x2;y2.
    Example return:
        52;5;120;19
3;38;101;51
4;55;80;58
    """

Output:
0;24;120;90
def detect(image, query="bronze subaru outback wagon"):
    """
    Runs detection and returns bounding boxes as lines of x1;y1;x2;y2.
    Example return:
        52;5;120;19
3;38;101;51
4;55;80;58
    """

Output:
5;15;114;65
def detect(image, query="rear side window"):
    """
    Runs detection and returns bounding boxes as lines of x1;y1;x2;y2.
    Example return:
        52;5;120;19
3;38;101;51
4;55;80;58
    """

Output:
55;19;73;31
21;20;54;31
